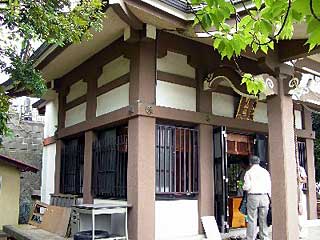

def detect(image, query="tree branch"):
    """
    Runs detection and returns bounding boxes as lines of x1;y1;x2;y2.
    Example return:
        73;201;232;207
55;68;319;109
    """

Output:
310;0;320;22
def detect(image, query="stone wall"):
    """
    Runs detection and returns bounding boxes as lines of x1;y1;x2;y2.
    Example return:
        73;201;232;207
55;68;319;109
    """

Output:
0;111;43;223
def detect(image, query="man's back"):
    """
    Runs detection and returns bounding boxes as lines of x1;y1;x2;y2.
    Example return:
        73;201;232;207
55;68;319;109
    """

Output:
243;164;271;194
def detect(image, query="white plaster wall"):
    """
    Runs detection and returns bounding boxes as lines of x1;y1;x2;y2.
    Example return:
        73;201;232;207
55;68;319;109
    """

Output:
212;93;235;118
254;102;268;123
44;98;58;138
295;110;303;129
40;143;56;204
157;51;195;79
155;200;199;240
65;102;87;127
97;56;130;88
66;80;87;103
96;83;129;116
156;81;196;111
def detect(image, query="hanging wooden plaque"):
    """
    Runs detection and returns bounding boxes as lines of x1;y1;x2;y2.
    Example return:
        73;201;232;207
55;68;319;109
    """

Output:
235;96;257;121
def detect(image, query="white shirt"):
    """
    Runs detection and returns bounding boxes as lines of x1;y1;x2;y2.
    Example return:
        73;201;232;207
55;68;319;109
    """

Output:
243;164;271;194
299;166;307;191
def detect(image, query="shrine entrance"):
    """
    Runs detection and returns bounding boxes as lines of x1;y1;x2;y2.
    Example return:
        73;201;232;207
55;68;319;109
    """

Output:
213;127;268;233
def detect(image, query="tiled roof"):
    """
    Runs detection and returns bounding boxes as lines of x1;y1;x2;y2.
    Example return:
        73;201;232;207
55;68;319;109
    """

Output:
159;0;251;13
0;154;39;173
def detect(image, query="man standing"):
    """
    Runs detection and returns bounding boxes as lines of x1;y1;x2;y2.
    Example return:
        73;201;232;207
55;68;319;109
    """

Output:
298;165;308;239
243;156;271;240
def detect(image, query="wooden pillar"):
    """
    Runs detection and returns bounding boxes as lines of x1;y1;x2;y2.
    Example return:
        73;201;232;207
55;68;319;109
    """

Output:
196;66;211;114
196;64;214;233
198;124;214;233
58;90;66;130
127;116;156;240
267;79;299;240
303;108;318;219
83;131;95;204
54;139;63;194
85;67;100;121
129;39;156;105
127;29;156;240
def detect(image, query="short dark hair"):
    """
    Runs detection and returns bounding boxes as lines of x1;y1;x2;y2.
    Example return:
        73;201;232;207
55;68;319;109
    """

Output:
249;155;261;165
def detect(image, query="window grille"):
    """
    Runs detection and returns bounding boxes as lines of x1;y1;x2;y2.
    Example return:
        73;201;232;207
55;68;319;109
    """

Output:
155;125;199;195
60;137;84;195
297;141;307;191
92;127;128;199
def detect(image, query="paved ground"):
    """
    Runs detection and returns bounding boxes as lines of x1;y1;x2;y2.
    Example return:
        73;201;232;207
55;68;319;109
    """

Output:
221;222;320;239
309;226;320;240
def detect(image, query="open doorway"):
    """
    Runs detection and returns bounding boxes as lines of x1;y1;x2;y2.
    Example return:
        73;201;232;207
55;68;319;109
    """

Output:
213;127;268;233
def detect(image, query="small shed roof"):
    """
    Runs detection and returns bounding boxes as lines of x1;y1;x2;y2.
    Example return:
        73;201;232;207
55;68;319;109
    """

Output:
0;154;39;173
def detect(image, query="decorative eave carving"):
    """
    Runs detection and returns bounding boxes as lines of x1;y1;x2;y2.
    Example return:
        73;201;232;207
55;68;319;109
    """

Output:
202;69;278;100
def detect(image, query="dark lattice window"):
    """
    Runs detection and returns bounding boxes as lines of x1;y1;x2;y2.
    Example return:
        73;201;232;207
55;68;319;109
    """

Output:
92;127;128;199
156;125;199;196
60;136;84;195
297;140;307;191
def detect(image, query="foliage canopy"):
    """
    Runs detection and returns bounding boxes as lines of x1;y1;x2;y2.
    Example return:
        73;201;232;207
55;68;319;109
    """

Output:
0;0;106;136
190;0;320;95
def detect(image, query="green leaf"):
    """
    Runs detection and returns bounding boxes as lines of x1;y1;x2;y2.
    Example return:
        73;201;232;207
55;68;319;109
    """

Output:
206;0;214;7
254;0;262;10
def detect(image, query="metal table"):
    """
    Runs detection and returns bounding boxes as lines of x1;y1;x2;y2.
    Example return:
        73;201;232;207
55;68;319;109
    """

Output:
73;203;131;240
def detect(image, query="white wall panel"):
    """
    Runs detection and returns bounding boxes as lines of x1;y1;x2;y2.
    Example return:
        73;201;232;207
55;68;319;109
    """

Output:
155;200;199;239
212;93;235;118
97;56;130;88
44;98;58;138
156;81;196;111
295;110;303;129
254;102;268;123
66;80;87;103
40;143;56;204
65;102;87;127
157;51;195;79
96;83;129;116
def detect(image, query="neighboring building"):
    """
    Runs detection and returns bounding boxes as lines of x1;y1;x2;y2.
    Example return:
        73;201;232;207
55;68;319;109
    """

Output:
0;97;44;223
5;1;320;240
0;154;38;230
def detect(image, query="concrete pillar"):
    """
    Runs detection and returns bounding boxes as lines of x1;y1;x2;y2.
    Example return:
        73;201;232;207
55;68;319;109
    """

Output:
54;139;63;194
198;124;214;233
127;116;156;240
127;32;156;240
303;108;317;219
267;79;299;240
83;131;95;204
305;138;318;219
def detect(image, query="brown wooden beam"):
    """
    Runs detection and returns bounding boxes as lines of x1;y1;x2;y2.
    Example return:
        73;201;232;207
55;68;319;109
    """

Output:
295;57;320;74
65;95;87;111
278;39;320;62
56;37;127;90
43;136;56;146
157;71;196;88
96;74;129;97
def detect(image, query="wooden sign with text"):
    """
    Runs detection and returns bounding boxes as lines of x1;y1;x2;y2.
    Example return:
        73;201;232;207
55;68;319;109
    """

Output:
235;97;257;121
